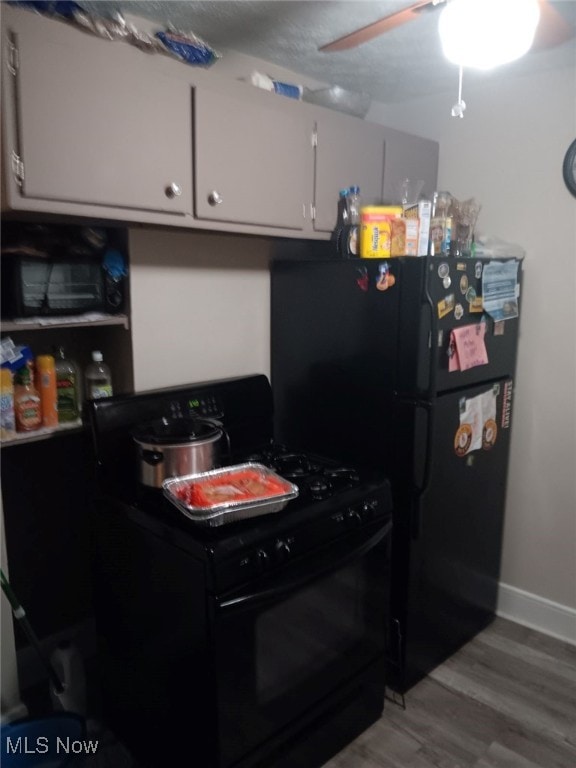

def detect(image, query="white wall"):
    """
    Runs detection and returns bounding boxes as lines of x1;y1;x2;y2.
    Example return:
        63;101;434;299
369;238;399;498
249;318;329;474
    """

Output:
128;62;576;641
129;228;272;391
370;64;576;634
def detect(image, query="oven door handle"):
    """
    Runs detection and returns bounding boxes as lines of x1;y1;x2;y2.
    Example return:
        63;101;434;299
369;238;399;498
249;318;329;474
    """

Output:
217;519;392;615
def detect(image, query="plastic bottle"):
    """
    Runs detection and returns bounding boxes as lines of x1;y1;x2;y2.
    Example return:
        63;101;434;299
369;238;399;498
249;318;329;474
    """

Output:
85;351;113;400
342;186;361;257
14;346;36;389
54;346;80;423
0;368;16;441
36;355;58;428
14;365;42;432
332;188;349;256
347;186;361;224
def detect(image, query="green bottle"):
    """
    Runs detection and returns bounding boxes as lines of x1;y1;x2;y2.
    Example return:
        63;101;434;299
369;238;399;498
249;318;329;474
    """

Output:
54;346;80;423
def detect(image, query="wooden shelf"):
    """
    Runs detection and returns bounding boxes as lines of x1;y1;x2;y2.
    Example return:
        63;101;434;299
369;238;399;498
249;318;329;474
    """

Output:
1;420;83;448
1;314;129;333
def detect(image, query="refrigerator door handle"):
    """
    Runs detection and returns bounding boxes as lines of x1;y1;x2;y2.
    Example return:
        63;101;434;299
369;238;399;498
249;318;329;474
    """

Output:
413;401;434;493
412;400;435;540
423;281;439;399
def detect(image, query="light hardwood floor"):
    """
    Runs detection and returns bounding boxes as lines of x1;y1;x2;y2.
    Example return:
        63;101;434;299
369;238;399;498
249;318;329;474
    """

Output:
322;618;576;768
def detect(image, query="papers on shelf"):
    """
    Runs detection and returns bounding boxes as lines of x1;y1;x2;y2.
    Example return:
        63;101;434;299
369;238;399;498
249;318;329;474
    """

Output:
11;312;118;326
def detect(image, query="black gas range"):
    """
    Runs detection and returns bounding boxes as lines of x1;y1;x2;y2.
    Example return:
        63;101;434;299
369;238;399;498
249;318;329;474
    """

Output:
86;374;393;768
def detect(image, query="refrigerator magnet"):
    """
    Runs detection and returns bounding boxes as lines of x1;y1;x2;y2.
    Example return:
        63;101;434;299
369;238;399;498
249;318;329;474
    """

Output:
482;419;498;450
494;320;505;336
469;295;483;313
447;333;456;360
456;262;467;272
443;276;451;289
454;424;473;457
460;275;469;294
454;303;464;320
356;267;369;292
475;262;483;279
438;262;450;279
437;294;455;318
376;263;395;291
501;381;513;429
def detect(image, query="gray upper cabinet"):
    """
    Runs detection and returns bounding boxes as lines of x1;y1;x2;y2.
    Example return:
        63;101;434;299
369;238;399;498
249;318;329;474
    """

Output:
312;111;386;233
380;126;439;204
193;84;311;230
1;7;438;240
3;9;192;218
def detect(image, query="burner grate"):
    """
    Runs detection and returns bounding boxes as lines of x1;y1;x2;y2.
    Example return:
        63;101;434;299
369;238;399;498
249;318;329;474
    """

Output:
241;446;361;501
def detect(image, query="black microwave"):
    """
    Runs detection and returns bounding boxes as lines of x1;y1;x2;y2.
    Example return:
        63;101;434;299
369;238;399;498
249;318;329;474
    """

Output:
1;253;126;318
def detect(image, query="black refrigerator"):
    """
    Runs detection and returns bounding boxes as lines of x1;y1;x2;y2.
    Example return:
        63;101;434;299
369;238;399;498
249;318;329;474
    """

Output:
271;255;522;693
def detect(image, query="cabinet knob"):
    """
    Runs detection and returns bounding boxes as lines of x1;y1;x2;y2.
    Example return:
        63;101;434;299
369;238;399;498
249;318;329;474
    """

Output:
165;182;182;199
208;190;223;206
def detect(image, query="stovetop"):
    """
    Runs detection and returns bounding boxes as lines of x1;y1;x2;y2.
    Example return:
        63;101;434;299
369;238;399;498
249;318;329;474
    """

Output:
101;440;391;565
86;375;393;576
242;443;362;502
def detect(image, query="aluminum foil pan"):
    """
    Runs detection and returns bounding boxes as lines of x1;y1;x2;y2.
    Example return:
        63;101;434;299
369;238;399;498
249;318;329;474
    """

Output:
162;463;299;527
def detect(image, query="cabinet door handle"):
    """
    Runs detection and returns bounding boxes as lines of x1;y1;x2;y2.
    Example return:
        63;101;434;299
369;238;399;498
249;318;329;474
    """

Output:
208;190;223;206
165;182;182;199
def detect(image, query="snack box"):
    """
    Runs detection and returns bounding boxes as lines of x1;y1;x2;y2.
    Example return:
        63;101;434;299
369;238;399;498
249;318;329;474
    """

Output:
360;206;402;258
163;462;299;527
404;200;432;256
404;218;419;256
390;219;406;257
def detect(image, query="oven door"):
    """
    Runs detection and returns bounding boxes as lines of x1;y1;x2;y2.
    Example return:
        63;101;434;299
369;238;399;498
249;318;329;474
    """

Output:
213;518;392;767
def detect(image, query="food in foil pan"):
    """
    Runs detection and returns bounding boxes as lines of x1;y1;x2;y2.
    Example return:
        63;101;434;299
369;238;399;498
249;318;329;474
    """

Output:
163;463;299;526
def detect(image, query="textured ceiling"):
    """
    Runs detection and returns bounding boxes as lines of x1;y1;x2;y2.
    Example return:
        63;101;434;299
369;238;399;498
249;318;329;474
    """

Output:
79;1;576;104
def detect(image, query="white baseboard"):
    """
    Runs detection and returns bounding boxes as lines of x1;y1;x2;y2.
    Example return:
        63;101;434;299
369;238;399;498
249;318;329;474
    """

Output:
497;582;576;646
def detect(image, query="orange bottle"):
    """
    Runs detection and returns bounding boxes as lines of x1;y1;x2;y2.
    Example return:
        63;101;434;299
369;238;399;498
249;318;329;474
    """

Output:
36;354;58;428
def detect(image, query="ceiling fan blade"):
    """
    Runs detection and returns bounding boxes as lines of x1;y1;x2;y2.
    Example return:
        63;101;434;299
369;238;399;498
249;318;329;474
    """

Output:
319;0;445;53
532;0;575;50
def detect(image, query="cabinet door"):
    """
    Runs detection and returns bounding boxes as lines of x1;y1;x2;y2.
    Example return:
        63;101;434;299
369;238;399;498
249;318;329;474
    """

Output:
380;126;439;204
193;85;311;230
313;113;385;233
9;14;192;215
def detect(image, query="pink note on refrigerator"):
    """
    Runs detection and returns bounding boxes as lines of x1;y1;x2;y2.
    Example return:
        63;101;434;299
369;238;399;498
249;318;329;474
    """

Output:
448;323;488;372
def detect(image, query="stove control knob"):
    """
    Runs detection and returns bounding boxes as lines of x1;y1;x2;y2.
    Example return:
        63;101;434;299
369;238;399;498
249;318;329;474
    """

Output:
362;500;377;518
255;549;270;572
273;539;291;564
346;507;363;526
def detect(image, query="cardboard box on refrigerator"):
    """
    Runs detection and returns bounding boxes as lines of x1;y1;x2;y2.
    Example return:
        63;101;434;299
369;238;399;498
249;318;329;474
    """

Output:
403;200;432;256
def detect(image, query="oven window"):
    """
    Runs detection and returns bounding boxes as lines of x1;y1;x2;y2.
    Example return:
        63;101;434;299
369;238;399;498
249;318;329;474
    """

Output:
256;564;366;702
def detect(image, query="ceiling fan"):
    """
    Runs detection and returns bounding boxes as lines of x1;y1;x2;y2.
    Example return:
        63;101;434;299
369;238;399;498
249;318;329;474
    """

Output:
319;0;574;54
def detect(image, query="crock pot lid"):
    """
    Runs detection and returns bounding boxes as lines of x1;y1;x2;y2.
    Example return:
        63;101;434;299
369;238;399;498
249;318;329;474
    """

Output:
132;417;221;444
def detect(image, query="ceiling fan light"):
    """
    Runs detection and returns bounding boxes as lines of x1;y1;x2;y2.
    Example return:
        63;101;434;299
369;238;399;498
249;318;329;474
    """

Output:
439;0;541;70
